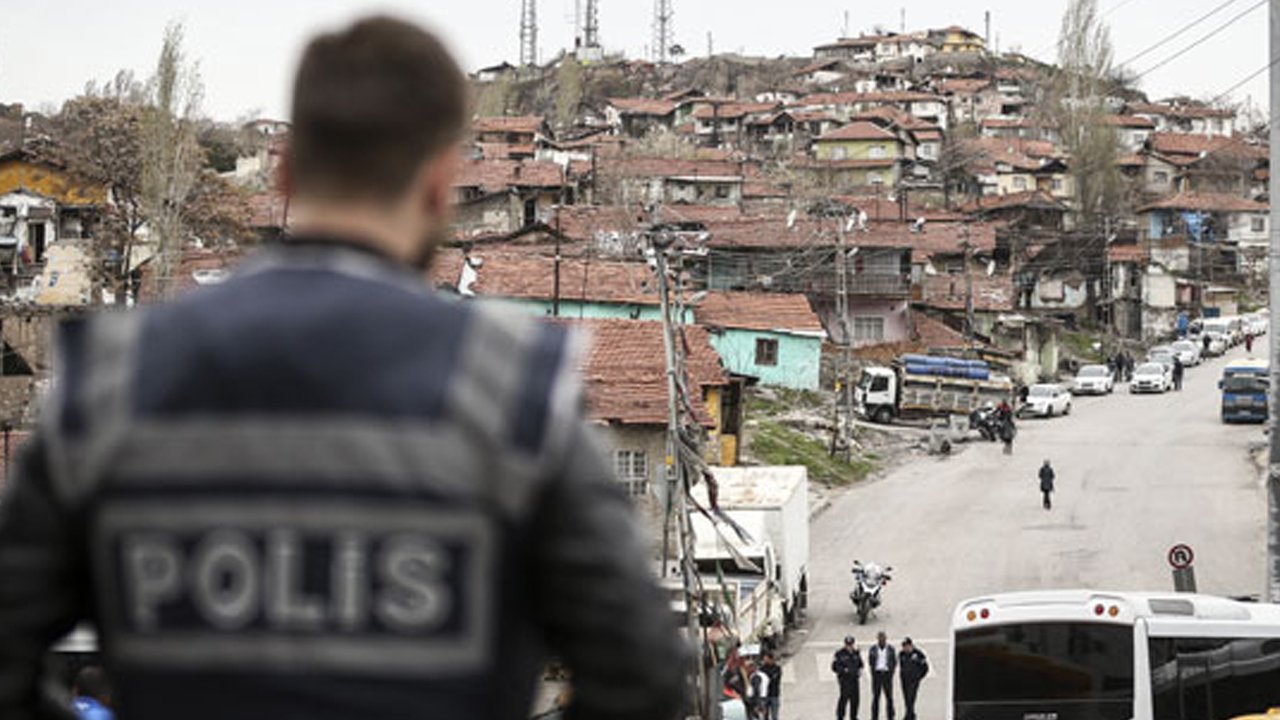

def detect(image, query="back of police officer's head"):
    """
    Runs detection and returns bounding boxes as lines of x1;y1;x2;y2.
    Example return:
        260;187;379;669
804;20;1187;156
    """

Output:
73;664;112;705
285;16;467;268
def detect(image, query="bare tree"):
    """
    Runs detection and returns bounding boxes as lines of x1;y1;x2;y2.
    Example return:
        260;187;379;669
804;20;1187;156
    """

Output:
140;22;205;298
1055;0;1120;228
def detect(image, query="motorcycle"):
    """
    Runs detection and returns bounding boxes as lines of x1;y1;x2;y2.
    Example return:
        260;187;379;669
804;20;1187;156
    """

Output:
849;561;892;625
969;405;1001;442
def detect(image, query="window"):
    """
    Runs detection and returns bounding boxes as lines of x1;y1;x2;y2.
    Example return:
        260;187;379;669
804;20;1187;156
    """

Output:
853;317;885;342
755;338;779;366
869;144;887;159
1013;176;1028;190
715;184;731;199
1149;636;1280;720
614;451;649;497
1154;170;1169;184
1251;216;1266;233
1052;178;1064;191
868;172;883;185
830;146;848;160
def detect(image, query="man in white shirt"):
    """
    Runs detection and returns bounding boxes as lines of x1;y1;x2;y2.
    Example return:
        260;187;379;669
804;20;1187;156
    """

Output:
867;631;897;720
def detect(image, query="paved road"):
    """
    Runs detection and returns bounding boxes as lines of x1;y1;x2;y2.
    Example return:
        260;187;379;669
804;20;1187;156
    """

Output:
776;344;1269;720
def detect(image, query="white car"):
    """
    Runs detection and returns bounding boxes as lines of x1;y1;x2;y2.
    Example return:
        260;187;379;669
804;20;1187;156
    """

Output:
1023;383;1072;417
1170;340;1202;367
1072;365;1114;395
1200;332;1228;357
1130;362;1172;393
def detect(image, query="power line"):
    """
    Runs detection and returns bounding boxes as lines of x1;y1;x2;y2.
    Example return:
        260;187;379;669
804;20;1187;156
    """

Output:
1208;52;1280;107
1117;0;1241;68
1132;0;1266;81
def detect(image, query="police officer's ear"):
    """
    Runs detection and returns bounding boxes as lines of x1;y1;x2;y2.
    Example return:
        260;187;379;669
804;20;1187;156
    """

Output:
413;143;461;222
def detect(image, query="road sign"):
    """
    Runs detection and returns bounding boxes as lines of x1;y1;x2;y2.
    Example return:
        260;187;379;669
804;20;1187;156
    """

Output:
1168;544;1195;570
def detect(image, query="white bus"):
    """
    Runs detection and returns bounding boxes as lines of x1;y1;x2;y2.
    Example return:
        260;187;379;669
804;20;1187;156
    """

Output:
948;590;1280;720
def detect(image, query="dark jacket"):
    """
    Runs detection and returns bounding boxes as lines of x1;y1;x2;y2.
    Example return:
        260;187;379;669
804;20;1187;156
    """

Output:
868;643;897;675
899;648;929;685
762;663;782;698
0;241;686;720
1040;464;1056;492
832;647;864;685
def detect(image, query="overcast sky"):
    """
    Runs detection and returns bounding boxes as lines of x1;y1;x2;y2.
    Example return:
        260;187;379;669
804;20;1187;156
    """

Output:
0;0;1269;122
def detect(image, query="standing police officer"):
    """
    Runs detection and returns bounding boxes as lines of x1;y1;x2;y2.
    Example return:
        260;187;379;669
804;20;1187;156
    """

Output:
0;16;685;720
832;636;864;720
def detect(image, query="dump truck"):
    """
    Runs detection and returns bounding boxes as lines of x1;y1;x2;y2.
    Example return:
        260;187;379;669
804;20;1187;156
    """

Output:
854;354;1014;424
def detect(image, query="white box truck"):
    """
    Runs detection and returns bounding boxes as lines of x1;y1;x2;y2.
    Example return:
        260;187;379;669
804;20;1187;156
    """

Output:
689;466;810;646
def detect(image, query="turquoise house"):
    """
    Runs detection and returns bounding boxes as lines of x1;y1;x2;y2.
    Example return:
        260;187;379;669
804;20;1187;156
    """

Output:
694;292;826;391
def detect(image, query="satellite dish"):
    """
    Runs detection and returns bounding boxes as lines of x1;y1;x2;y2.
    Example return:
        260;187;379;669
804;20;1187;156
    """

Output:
987;259;997;276
845;215;857;232
925;261;938;276
786;208;798;229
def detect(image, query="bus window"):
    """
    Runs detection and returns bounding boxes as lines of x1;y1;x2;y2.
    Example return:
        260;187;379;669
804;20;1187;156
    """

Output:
954;622;1134;720
1149;637;1280;720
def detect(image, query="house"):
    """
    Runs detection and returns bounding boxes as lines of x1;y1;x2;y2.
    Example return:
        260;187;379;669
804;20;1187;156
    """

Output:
598;157;745;206
931;26;986;55
813;36;881;63
979;117;1061;144
938;77;1002;125
1136;192;1269;279
692;102;780;149
1143;133;1267;196
960;191;1069;232
605;98;679;137
793;59;846;85
451;159;572;234
473;61;518;83
1128;101;1235;137
1103;114;1156;153
694;291;827;391
954;137;1045;197
746;110;841;155
693;215;916;347
810;121;911;187
569;318;741;497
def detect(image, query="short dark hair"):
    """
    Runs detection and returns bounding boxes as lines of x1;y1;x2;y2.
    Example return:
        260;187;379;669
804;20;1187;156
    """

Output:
289;16;468;201
73;665;111;703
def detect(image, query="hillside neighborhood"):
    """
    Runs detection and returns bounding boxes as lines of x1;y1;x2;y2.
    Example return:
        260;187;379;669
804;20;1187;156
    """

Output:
0;15;1270;510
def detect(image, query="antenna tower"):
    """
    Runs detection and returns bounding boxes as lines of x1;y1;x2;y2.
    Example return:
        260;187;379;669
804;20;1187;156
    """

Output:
520;0;538;67
584;0;600;48
652;0;673;63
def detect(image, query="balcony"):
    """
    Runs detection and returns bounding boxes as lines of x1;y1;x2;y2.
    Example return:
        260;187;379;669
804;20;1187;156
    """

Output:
849;273;910;296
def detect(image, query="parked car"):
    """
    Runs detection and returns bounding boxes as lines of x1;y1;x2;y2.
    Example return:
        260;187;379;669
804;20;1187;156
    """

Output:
1202;331;1229;357
1170;340;1202;367
1072;365;1114;395
1023;383;1072;417
1148;349;1177;373
1130;362;1172;393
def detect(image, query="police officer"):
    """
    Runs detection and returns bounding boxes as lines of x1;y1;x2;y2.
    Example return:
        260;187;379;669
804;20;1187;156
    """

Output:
899;638;929;720
832;636;864;720
0;16;685;720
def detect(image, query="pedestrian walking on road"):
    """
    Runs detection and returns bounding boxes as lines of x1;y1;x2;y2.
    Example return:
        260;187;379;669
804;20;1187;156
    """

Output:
1246;332;1255;353
833;636;864;720
1203;333;1212;355
747;661;770;720
1172;356;1185;391
868;631;897;720
762;651;783;720
1040;460;1056;510
899;639;929;720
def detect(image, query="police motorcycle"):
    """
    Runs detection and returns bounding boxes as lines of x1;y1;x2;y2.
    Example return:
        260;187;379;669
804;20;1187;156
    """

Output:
849;561;892;625
968;403;1001;442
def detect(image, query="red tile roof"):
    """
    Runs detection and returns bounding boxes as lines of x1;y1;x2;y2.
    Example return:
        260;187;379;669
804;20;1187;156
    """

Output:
1108;243;1148;263
248;191;288;229
1136;192;1268;214
472;115;546;135
570;319;727;426
695;292;825;334
692;102;779;120
835;195;966;223
137;248;246;302
466;251;661;305
1103;115;1156;129
600;156;744;179
1129;102;1235;120
453;159;565;192
980;117;1059;130
608;97;678;116
960;190;1068;214
791;157;900;170
1148;132;1267;162
938;78;992;94
816;121;900;142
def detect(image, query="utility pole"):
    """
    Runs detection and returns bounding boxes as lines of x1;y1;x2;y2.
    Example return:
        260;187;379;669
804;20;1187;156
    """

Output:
519;0;538;67
1266;0;1279;603
652;0;674;63
963;224;975;344
652;225;711;719
833;213;854;461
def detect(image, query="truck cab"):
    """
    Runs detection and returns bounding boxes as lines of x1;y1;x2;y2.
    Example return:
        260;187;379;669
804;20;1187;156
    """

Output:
855;367;897;424
1220;359;1269;423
